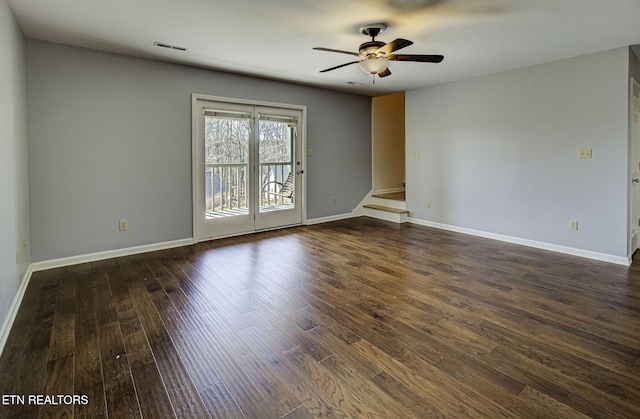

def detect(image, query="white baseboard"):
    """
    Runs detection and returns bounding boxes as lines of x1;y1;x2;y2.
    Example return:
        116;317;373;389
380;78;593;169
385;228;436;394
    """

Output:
0;264;34;357
408;217;630;266
306;212;356;225
31;238;194;272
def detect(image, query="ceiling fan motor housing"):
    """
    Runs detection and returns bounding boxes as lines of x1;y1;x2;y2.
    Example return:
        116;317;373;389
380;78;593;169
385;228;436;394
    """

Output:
359;41;386;57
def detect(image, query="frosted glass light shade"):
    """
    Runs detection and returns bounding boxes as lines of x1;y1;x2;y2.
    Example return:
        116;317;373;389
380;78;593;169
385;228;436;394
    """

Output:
359;57;388;74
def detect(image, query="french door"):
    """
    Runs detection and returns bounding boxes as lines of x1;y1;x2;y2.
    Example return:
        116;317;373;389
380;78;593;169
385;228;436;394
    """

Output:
193;96;305;241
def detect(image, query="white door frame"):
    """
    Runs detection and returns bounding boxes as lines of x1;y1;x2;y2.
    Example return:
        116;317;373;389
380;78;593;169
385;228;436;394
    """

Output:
191;94;307;243
629;78;640;258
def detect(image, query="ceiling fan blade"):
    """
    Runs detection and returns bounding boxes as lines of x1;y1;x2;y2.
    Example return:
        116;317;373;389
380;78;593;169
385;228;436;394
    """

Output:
388;54;444;63
319;60;362;73
313;47;360;57
376;38;413;55
378;68;392;78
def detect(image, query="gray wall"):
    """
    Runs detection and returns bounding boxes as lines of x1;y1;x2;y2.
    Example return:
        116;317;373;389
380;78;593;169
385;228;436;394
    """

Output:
27;40;372;262
406;47;630;258
630;46;640;82
0;2;30;335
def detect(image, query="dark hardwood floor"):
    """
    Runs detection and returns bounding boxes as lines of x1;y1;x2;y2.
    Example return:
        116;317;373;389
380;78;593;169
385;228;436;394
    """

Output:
1;217;640;418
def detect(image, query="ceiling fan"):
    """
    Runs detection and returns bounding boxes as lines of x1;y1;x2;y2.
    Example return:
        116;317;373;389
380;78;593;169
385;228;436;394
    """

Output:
313;23;444;81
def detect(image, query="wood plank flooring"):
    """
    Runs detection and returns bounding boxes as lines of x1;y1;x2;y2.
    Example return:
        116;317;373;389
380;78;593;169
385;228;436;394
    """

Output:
1;217;640;418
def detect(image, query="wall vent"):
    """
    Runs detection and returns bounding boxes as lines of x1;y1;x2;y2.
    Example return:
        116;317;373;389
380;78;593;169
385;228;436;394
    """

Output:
154;42;187;52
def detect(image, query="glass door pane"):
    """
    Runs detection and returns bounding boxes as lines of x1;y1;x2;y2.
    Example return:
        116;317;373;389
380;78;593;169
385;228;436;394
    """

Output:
259;118;294;213
204;113;251;219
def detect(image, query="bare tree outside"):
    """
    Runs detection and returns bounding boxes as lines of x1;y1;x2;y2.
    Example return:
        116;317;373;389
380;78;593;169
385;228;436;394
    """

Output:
259;121;291;164
205;117;250;164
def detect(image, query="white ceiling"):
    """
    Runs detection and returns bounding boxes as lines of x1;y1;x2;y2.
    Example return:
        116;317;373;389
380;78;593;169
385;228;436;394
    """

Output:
8;0;640;96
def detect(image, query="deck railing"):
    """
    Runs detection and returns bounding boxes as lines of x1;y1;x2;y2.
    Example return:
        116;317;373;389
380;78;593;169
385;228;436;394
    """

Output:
206;163;248;213
259;162;293;206
206;162;292;214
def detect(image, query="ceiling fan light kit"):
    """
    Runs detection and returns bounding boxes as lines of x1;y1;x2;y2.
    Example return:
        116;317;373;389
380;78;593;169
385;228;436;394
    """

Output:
313;22;443;83
359;57;388;74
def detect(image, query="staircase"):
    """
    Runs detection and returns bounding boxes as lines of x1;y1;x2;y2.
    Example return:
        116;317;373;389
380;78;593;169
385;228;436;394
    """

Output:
361;191;408;223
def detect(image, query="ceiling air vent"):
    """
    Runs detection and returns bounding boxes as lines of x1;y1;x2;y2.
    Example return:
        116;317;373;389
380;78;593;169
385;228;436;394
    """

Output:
154;42;187;52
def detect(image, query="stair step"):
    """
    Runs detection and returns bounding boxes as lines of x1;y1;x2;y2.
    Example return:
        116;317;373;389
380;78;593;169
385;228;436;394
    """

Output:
372;191;405;201
369;196;406;211
363;204;409;214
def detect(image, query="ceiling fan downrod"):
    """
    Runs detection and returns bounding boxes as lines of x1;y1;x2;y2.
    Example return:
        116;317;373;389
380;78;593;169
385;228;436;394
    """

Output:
360;23;387;41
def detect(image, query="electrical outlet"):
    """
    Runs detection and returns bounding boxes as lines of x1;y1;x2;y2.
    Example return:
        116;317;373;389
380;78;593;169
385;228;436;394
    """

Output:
15;250;19;265
426;201;432;209
579;148;592;159
119;220;128;231
331;197;336;205
413;150;420;158
570;220;579;231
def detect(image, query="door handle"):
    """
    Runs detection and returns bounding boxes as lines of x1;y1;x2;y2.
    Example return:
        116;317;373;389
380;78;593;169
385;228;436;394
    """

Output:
633;179;640;183
296;170;304;175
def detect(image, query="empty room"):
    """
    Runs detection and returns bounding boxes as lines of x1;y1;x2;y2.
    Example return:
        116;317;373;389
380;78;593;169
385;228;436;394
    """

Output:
2;0;640;417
